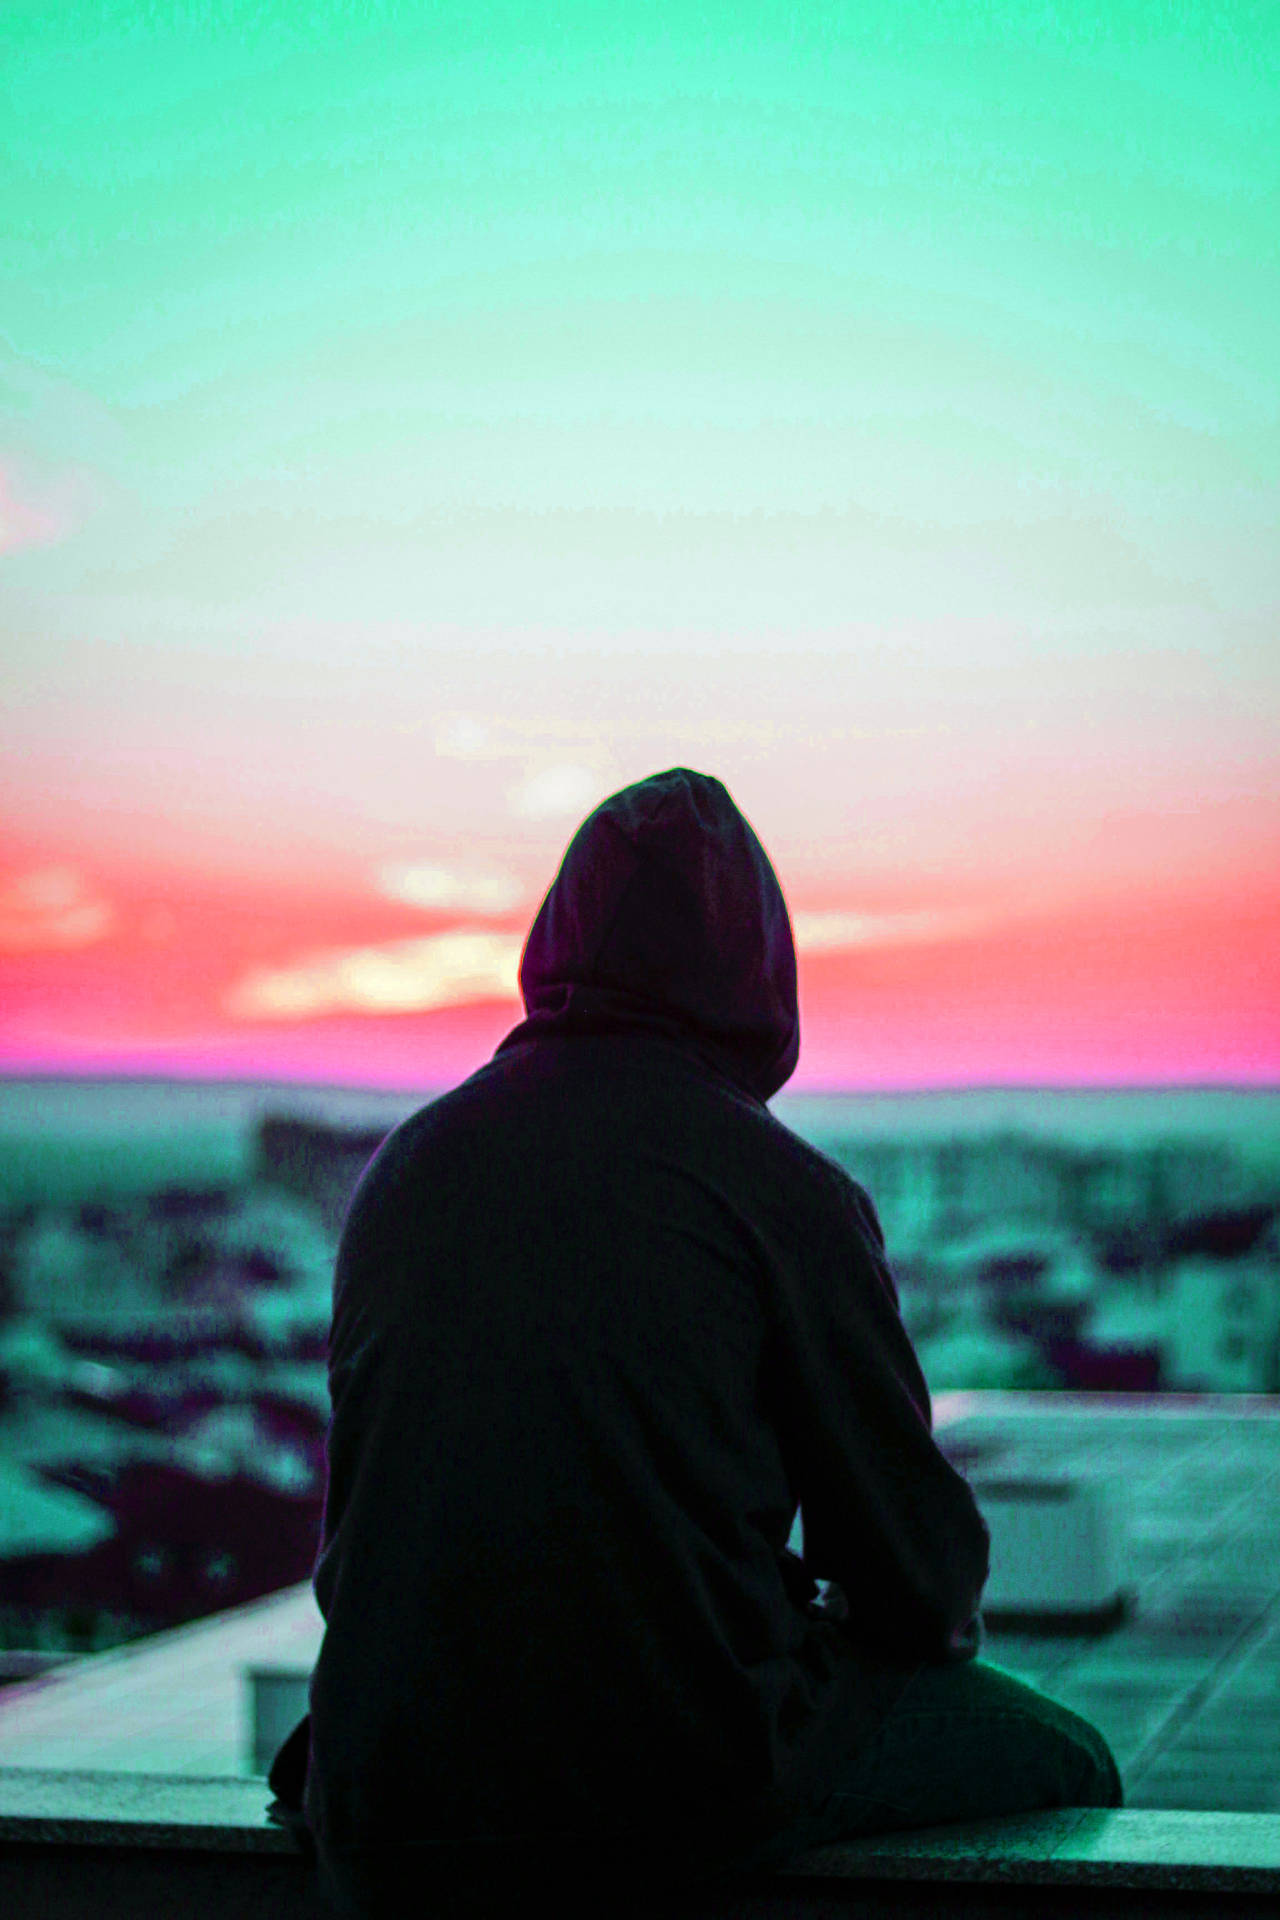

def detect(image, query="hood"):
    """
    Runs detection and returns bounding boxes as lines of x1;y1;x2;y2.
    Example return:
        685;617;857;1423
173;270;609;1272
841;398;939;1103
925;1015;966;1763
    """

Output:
493;767;799;1104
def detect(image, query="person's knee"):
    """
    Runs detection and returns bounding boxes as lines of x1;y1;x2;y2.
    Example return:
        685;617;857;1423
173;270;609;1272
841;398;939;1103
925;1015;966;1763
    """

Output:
1071;1728;1124;1808
1038;1688;1124;1811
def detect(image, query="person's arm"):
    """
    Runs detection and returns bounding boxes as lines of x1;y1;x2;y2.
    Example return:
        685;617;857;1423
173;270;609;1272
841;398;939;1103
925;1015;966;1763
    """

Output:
772;1167;989;1667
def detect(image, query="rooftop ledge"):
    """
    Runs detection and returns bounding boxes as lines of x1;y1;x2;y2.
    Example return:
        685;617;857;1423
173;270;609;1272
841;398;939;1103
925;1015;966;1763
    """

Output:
3;1773;1280;1920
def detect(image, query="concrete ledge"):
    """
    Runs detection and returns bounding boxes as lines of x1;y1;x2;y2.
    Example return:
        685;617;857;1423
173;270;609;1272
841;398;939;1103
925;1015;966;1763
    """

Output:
0;1771;293;1851
778;1808;1280;1893
3;1772;1280;1919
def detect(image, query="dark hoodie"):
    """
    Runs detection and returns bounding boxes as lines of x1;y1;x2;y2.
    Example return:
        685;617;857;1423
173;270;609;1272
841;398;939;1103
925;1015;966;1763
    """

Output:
289;768;989;1913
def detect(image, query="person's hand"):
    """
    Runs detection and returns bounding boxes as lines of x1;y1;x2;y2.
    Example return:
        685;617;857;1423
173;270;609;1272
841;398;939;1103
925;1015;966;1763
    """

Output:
811;1579;849;1624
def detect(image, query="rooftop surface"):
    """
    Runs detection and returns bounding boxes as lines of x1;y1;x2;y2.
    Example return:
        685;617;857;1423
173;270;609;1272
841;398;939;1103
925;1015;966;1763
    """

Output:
940;1391;1280;1813
1;1390;1278;1812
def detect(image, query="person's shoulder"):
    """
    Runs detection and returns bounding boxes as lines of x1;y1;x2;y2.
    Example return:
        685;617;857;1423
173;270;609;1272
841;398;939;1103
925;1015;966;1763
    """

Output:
748;1106;883;1235
768;1116;867;1202
334;1089;455;1224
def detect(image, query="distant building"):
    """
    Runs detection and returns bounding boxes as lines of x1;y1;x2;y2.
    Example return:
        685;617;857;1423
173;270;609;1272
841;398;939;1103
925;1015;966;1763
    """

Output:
1164;1207;1280;1393
1067;1140;1243;1238
916;1321;1056;1392
10;1214;164;1322
0;1450;323;1651
823;1138;943;1244
820;1131;1250;1254
252;1114;391;1236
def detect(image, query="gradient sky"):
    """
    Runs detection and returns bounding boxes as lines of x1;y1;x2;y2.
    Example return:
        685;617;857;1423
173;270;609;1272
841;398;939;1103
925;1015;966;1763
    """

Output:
2;1;1277;1090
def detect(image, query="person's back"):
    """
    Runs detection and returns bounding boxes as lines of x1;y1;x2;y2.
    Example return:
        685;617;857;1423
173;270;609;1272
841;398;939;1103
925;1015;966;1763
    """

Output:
280;767;1120;1917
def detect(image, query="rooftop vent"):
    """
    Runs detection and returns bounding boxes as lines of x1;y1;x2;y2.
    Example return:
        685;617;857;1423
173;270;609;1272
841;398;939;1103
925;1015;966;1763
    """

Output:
970;1473;1132;1634
247;1665;310;1778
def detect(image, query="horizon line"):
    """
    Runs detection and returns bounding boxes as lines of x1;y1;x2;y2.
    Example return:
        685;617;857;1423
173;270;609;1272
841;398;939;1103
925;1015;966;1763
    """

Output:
2;1071;1278;1098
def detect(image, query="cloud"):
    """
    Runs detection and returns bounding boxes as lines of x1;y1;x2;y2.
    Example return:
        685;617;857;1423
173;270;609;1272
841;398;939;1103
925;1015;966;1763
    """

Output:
220;901;995;1024
223;929;523;1020
377;860;525;914
0;867;116;951
791;908;990;952
507;764;605;821
433;714;504;760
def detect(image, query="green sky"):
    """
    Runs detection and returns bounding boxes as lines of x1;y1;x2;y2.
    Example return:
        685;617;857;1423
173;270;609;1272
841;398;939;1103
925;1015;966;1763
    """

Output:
6;1;1274;617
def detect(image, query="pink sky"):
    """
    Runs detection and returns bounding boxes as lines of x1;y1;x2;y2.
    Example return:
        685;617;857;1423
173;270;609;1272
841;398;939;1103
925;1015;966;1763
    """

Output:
2;814;1275;1091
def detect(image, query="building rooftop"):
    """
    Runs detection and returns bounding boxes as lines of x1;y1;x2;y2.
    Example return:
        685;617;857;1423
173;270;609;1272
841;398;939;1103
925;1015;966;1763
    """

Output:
936;1390;1280;1812
1;1390;1278;1812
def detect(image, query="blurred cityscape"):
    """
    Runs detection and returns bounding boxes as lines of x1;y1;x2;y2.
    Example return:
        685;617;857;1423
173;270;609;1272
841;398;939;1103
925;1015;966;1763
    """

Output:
0;1090;1277;1667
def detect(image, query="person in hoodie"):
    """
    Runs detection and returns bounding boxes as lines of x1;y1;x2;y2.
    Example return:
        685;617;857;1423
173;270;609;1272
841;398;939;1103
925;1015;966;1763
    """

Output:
269;767;1121;1917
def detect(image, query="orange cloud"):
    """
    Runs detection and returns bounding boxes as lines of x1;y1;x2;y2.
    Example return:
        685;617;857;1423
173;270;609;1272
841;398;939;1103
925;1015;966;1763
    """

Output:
0;867;115;951
791;908;991;952
222;928;524;1020
377;860;525;914
216;903;993;1025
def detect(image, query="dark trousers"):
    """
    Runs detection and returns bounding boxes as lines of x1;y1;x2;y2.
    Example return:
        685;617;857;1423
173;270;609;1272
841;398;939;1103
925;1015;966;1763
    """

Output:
271;1660;1123;1914
707;1656;1123;1881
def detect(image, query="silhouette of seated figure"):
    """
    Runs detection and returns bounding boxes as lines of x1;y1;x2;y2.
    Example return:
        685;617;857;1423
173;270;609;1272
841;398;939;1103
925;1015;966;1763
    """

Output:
269;768;1121;1917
